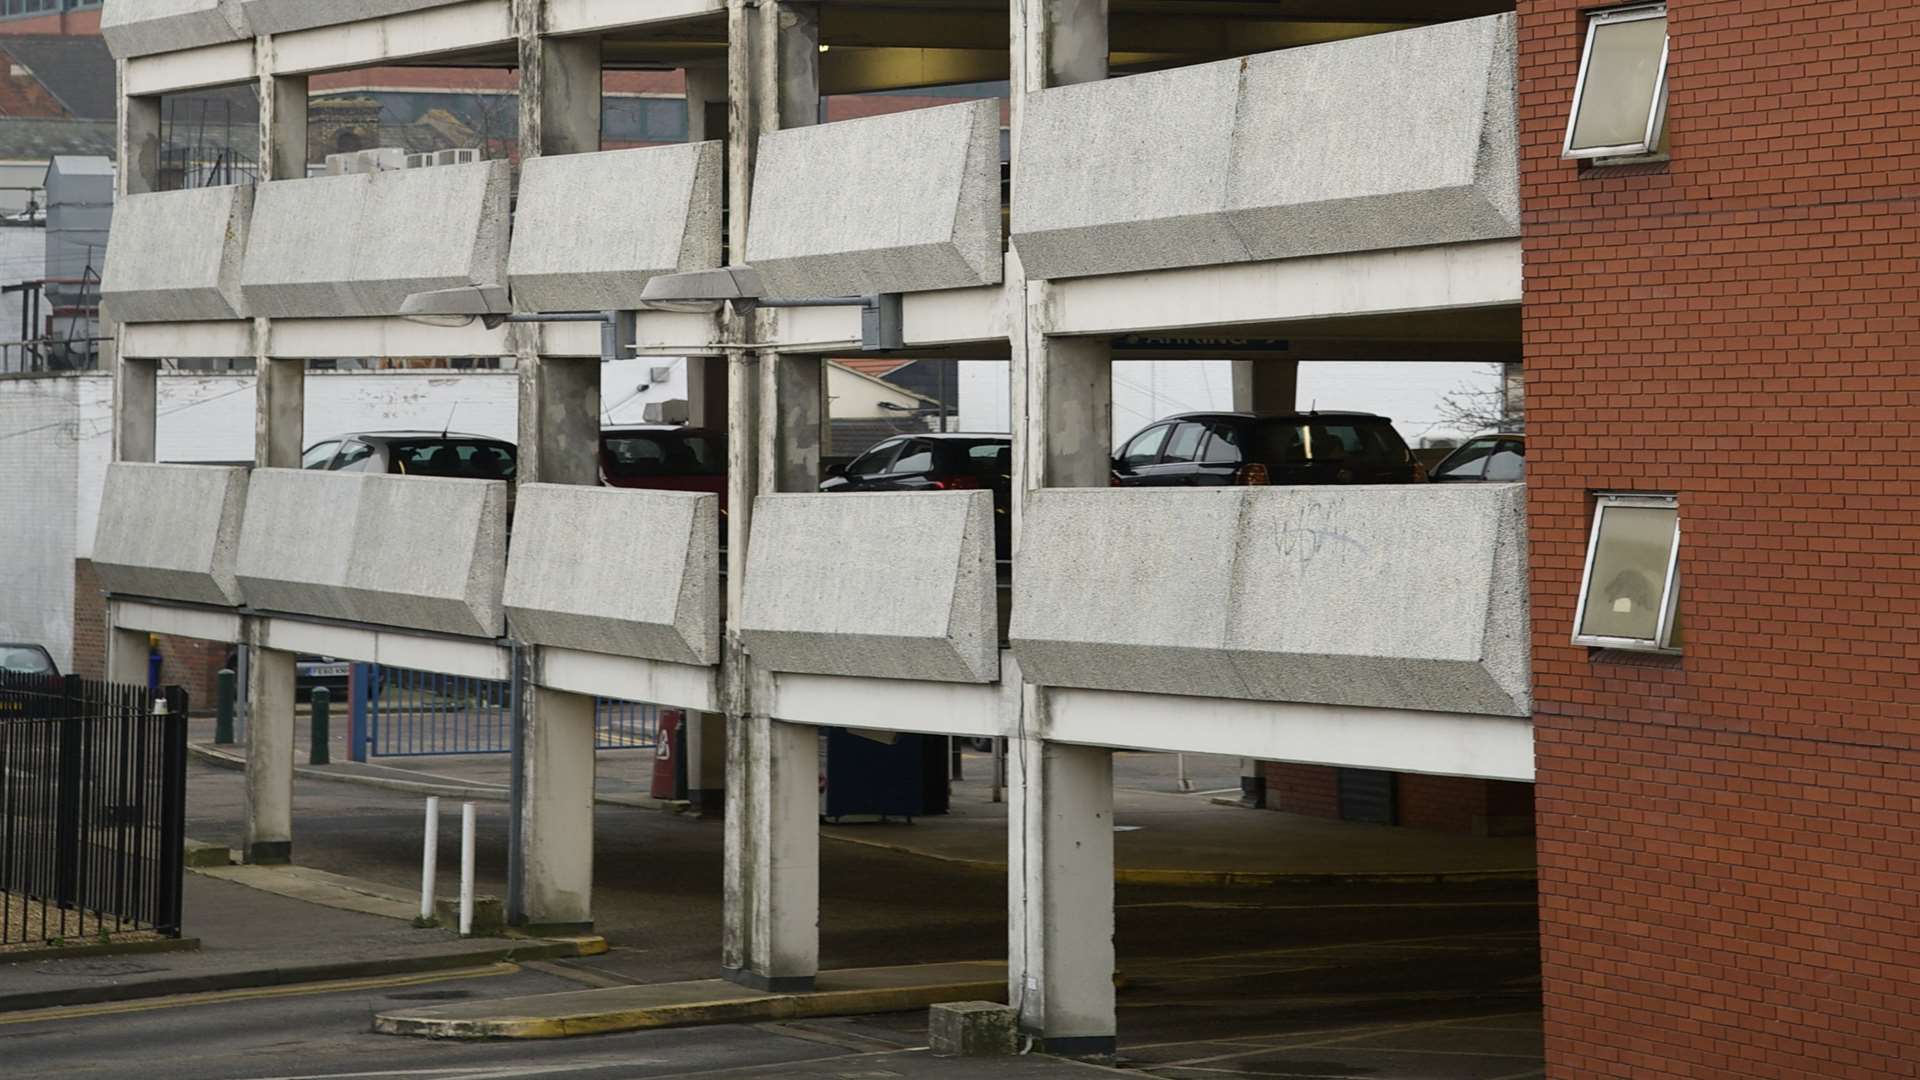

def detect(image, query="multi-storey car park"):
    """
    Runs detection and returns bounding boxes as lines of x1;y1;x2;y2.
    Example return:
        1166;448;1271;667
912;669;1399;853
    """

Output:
84;1;1917;1075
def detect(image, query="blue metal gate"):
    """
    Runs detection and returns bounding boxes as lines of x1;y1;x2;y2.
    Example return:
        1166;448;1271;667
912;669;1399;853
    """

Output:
347;663;656;759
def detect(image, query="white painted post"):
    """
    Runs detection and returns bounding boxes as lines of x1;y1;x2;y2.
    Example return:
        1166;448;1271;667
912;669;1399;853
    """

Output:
459;801;477;937
419;796;439;921
1177;753;1193;793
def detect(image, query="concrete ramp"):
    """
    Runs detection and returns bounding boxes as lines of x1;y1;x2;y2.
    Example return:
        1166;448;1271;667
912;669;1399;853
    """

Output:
1011;485;1531;716
745;99;1002;298
92;462;249;607
503;485;719;666
101;186;254;324
508;143;723;312
102;0;249;59
1012;15;1517;279
240;160;510;318
234;469;507;639
738;491;997;683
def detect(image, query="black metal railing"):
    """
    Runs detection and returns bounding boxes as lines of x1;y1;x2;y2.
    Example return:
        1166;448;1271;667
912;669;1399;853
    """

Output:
0;674;187;947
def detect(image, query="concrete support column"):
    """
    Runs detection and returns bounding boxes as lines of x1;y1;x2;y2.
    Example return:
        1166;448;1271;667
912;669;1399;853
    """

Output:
256;41;308;182
1230;360;1298;414
1007;0;1113;1053
758;353;826;495
113;68;161;463
720;0;821;992
522;686;596;929
684;67;728;144
722;716;818;990
105;626;149;687
255;348;304;468
1007;735;1115;1054
244;644;296;865
511;6;605;931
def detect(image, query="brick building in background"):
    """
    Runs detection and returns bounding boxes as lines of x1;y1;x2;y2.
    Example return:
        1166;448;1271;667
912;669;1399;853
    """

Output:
1521;1;1919;1076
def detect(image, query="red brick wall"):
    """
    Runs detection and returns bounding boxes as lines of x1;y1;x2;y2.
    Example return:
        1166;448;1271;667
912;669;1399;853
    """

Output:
70;559;105;680
0;9;99;36
70;559;227;709
1519;2;1920;1076
1261;762;1340;821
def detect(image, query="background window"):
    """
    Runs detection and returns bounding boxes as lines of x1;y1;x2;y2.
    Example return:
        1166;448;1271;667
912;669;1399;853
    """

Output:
889;442;936;474
1563;5;1669;159
1574;494;1680;651
1162;422;1206;464
1120;425;1169;468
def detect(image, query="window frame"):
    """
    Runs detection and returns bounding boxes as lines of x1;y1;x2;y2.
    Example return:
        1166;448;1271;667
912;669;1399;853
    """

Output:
1571;492;1682;653
1561;4;1670;162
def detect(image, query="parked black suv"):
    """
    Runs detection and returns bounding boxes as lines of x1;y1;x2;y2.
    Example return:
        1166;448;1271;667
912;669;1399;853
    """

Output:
1111;411;1420;487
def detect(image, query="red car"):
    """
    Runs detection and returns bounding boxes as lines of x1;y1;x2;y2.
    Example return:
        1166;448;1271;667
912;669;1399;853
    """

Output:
599;425;728;515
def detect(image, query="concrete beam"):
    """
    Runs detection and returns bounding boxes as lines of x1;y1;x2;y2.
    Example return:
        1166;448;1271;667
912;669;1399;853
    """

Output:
92;463;249;607
235;469;509;639
269;0;514;74
240;161;510;318
768;670;1006;738
1045;686;1536;782
265;317;509;359
745;99;1002;298
256;616;510;680
508;143;723;312
1044;239;1523;336
537;647;720;714
110;598;245;644
768;283;1008;352
1012;15;1517;280
101;0;249;60
737;491;998;684
1010;485;1532;716
123;40;256;96
504;485;720;666
547;0;724;36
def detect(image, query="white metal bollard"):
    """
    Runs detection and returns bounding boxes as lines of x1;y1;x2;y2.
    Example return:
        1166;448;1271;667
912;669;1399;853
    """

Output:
419;796;439;921
459;801;476;937
1177;753;1194;793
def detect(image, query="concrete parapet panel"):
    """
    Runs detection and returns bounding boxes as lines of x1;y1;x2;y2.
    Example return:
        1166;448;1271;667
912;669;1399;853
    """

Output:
102;0;249;59
1010;485;1531;717
745;100;1002;298
737;491;997;683
235;469;507;639
241;0;462;34
240;160;510;318
92;463;249;607
508;143;723;313
502;485;719;666
101;186;254;323
1011;14;1519;280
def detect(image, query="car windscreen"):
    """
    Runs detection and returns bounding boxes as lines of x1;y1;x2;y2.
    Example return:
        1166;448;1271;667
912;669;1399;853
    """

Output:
602;431;727;478
389;441;517;480
0;646;54;675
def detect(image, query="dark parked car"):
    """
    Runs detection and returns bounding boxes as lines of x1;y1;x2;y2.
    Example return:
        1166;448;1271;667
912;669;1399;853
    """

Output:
600;425;728;514
819;433;1012;556
1111;411;1421;487
0;643;59;677
222;648;350;704
1428;433;1525;483
302;431;517;480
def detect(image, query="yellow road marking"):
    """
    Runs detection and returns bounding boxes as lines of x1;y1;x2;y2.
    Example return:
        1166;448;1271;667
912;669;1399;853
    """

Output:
0;961;519;1025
